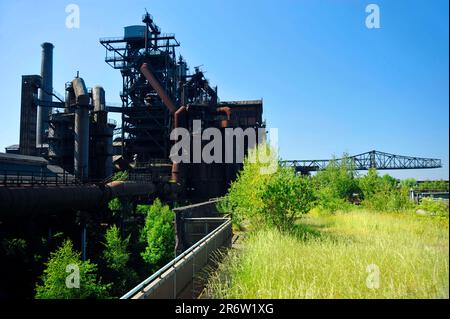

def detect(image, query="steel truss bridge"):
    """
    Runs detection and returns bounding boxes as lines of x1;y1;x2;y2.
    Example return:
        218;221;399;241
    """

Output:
281;150;442;174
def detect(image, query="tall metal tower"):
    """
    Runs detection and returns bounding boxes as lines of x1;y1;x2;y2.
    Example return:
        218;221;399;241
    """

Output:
100;13;181;161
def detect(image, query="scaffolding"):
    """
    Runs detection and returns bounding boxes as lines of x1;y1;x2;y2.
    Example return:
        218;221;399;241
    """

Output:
100;13;181;161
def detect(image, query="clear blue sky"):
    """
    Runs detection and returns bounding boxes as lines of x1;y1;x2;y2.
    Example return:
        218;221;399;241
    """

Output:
0;0;448;180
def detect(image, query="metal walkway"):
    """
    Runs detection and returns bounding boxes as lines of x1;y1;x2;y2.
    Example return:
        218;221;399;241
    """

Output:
121;218;232;299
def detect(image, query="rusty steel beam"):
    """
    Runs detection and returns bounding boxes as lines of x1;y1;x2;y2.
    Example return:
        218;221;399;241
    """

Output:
140;63;177;113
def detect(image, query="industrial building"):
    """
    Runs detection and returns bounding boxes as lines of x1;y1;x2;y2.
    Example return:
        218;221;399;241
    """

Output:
1;12;264;207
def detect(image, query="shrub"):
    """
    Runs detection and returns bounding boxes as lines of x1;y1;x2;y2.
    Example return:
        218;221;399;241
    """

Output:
261;167;315;230
139;199;175;271
112;171;128;181
417;180;449;191
35;240;110;299
359;169;413;212
108;198;122;212
418;197;449;217
224;144;314;231
103;225;130;272
102;225;138;296
223;145;275;228
399;178;417;189
312;155;359;212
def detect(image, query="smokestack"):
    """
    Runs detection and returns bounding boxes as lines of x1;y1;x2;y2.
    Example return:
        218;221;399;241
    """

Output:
72;77;90;181
36;42;54;147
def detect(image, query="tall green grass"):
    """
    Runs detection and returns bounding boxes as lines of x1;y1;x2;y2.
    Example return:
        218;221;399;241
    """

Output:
207;211;449;298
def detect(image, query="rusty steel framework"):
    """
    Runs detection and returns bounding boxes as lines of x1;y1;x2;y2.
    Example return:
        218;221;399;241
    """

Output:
100;17;179;160
281;150;443;174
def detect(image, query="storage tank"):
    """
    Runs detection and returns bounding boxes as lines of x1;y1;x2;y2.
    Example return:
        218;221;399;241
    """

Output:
124;25;146;39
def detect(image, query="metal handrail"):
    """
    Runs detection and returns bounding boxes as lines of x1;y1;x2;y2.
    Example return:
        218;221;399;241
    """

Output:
120;218;231;299
0;170;77;186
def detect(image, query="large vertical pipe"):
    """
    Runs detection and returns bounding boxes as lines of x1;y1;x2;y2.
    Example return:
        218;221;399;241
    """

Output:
72;78;90;181
92;86;105;113
19;75;41;155
37;42;54;147
74;105;89;181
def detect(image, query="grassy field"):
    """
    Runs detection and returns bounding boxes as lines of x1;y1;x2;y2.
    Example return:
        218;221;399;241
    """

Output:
207;210;449;298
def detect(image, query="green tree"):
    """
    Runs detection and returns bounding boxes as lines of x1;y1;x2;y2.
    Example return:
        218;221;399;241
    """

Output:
104;225;130;272
312;155;359;212
261;167;315;230
224;144;314;231
359;169;412;212
35;240;110;299
139;199;175;270
417;180;449;191
102;225;138;296
223;145;275;228
399;178;417;189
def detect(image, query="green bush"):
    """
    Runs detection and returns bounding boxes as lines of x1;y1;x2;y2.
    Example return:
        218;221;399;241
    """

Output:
139;199;175;271
108;198;122;211
312;155;359;212
416;180;449;191
102;225;138;296
224;144;314;231
359;169;413;212
112;171;128;181
399;178;417;189
418;197;449;217
104;225;130;272
261;167;315;230
222;145;275;229
35;240;110;299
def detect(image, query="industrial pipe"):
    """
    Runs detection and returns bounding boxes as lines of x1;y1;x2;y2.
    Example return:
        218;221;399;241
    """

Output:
140;63;177;113
72;77;90;181
216;106;231;128
37;42;54;146
173;105;187;130
171;105;187;182
0;181;155;216
92;85;106;112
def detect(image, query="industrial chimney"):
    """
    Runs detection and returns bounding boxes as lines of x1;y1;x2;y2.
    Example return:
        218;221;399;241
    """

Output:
36;42;54;147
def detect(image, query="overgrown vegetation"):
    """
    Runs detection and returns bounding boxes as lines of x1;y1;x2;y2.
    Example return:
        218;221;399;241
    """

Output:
358;168;413;212
418;197;449;218
416;180;449;191
34;198;176;299
207;147;449;299
35;240;110;299
312;156;359;212
31;146;448;299
224;148;420;231
221;146;314;231
102;225;138;296
207;211;449;298
111;170;128;181
138;199;175;272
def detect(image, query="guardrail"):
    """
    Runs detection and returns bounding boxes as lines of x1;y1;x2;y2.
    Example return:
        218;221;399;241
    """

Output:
121;218;232;299
1;170;77;186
